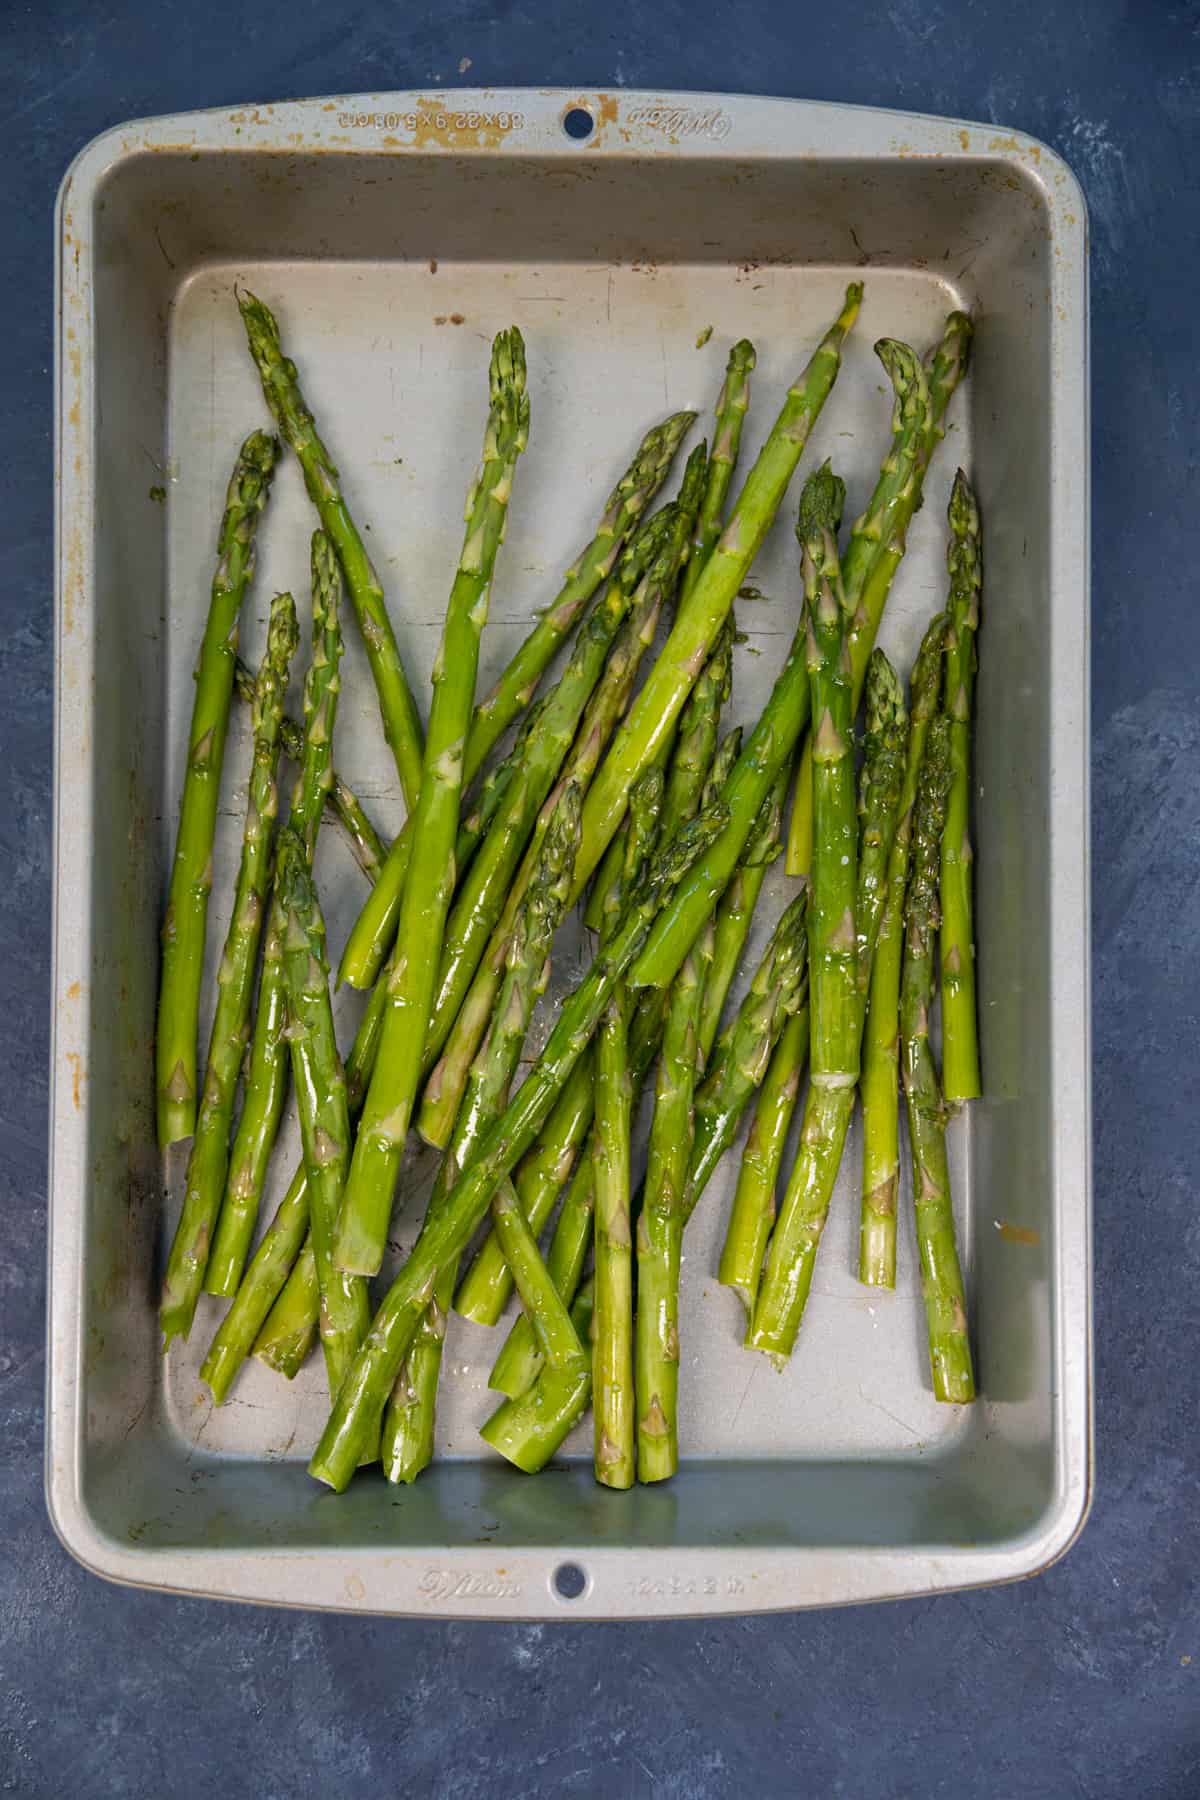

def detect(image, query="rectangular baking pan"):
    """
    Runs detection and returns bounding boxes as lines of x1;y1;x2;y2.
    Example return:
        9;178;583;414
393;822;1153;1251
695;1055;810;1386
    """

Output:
50;89;1090;1617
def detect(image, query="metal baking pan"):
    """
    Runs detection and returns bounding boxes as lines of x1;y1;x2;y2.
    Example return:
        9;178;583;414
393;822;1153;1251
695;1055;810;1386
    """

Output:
50;89;1090;1617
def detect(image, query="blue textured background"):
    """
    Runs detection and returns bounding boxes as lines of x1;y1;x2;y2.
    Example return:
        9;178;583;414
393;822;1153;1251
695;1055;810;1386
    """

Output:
5;2;1198;1793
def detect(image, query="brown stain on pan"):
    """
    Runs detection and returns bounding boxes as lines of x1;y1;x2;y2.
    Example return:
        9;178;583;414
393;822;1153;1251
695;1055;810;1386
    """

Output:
995;1220;1041;1247
591;94;620;136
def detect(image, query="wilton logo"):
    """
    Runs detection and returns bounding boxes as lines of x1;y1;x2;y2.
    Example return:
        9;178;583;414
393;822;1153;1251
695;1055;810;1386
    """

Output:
419;1568;522;1603
626;105;733;142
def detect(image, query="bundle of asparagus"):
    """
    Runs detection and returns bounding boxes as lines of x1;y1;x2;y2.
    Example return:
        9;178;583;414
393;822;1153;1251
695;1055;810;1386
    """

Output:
153;280;982;1505
747;466;982;1399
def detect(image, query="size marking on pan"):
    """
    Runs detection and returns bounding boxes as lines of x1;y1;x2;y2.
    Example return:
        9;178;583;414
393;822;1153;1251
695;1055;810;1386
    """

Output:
625;1574;746;1600
418;1568;523;1603
337;110;528;135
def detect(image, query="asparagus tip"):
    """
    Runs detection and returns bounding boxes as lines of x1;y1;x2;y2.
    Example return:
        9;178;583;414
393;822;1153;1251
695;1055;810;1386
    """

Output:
949;467;979;538
796;459;846;542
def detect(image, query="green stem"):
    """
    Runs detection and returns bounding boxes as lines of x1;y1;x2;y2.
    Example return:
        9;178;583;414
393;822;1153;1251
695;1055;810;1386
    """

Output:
748;463;864;1366
628;599;811;996
593;772;660;1489
276;829;370;1398
901;718;974;1402
453;1049;593;1328
234;658;386;884
568;284;862;903
859;615;947;1288
332;331;530;1280
679;339;756;606
718;1004;809;1318
254;1241;318;1379
416;456;703;1152
856;650;909;990
200;938;390;1402
470;410;696;767
206;532;344;1298
940;469;982;1103
479;1289;594;1474
695;761;789;1055
786;318;969;877
156;429;279;1145
160;590;298;1345
238;291;425;808
635;927;710;1482
484;901;804;1469
591;987;635;1488
688;893;808;1216
381;783;581;1484
489;1181;587;1372
308;798;727;1491
335;412;694;992
334;515;673;1278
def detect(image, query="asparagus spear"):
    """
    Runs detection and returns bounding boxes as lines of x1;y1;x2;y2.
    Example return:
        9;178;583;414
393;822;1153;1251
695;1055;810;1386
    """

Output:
275;828;370;1397
202;1161;309;1399
628;474;823;995
593;771;661;1489
235;658;386;884
585;591;730;933
860;615;946;1287
472;671;734;1359
575;640;726;943
333;509;676;1279
850;647;911;1275
718;1005;809;1317
695;762;788;1056
901;717;974;1401
205;532;344;1297
471;410;696;765
332;331;530;1284
449;558;718;1314
456;697;548;874
568;284;863;903
453;1054;594;1328
940;470;982;1103
484;893;807;1468
200;962;389;1402
487;1184;588;1377
857;650;910;985
582;604;733;937
250;961;393;1383
583;811;634;936
479;1287;594;1473
419;449;706;1152
748;464;863;1365
159;590;298;1345
662;618;736;833
309;799;728;1490
636;921;710;1483
785;317;969;876
382;783;581;1484
689;891;809;1211
419;459;705;1077
487;993;663;1400
487;733;757;1402
156;429;279;1146
253;1239;318;1378
238;291;425;808
679;340;756;606
496;888;808;1407
336;414;694;991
